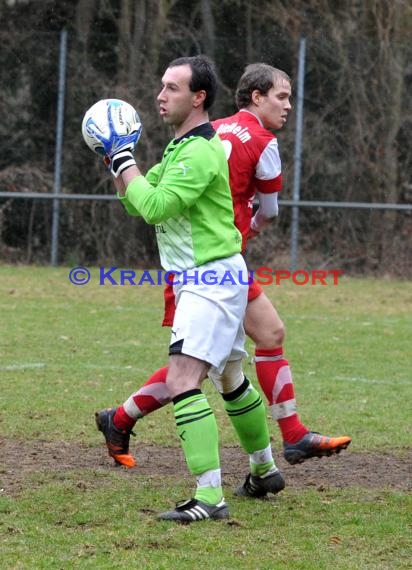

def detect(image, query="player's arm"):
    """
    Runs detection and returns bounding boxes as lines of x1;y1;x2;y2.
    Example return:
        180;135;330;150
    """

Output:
117;162;161;194
114;167;141;216
112;175;126;195
249;137;282;237
250;191;279;235
145;163;162;186
82;102;210;223
119;142;214;224
115;163;162;216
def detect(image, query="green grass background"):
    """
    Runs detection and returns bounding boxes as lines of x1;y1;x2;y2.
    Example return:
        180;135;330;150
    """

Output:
1;266;411;569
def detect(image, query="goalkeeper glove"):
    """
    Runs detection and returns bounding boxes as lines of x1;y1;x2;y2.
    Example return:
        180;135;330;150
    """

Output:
91;103;142;177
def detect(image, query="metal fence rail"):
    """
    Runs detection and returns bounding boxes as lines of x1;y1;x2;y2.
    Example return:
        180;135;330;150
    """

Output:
1;190;410;270
1;191;411;211
1;31;411;269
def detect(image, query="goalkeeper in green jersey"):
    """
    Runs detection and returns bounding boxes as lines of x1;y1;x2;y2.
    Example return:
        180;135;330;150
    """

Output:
95;55;284;523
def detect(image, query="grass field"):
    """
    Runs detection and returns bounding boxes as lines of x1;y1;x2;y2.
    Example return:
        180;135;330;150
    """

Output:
1;266;411;569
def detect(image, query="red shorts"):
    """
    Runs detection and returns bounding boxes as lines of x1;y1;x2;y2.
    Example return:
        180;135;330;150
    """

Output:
162;275;263;327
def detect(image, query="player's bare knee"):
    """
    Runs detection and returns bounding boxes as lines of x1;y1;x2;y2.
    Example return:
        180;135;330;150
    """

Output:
254;321;285;349
166;354;209;397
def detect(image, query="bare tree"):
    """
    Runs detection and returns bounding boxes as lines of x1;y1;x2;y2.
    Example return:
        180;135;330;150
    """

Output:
257;0;412;272
1;0;411;272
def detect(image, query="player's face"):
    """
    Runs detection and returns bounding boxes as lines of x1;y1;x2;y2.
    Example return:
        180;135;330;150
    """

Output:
257;78;292;130
157;65;198;130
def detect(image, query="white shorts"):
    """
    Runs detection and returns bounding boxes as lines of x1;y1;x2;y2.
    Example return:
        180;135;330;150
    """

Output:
170;253;248;373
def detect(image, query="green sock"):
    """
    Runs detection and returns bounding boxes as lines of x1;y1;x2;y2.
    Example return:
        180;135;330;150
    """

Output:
248;450;276;477
173;390;222;505
223;378;275;476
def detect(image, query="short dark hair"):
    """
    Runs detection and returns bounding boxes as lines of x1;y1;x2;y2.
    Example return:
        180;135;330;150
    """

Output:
235;63;291;109
168;55;218;110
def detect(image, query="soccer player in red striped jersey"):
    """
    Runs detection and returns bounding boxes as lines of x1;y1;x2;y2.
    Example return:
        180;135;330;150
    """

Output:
96;63;351;471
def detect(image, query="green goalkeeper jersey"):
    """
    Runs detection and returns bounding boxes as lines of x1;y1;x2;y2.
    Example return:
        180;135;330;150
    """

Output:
119;123;242;271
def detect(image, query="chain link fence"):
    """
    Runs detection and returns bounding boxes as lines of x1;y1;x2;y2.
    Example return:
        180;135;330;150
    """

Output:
0;29;411;274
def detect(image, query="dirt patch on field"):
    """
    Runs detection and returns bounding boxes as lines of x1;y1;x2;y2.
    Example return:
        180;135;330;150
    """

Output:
1;438;411;497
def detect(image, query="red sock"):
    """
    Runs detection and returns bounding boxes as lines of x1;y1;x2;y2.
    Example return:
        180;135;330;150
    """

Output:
255;348;308;444
114;366;170;431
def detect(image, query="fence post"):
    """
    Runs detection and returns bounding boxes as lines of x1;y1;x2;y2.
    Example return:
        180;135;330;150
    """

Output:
50;28;68;266
290;37;306;272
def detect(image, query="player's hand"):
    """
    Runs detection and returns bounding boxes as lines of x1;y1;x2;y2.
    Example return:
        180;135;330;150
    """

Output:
88;104;141;177
247;227;260;240
90;104;142;158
